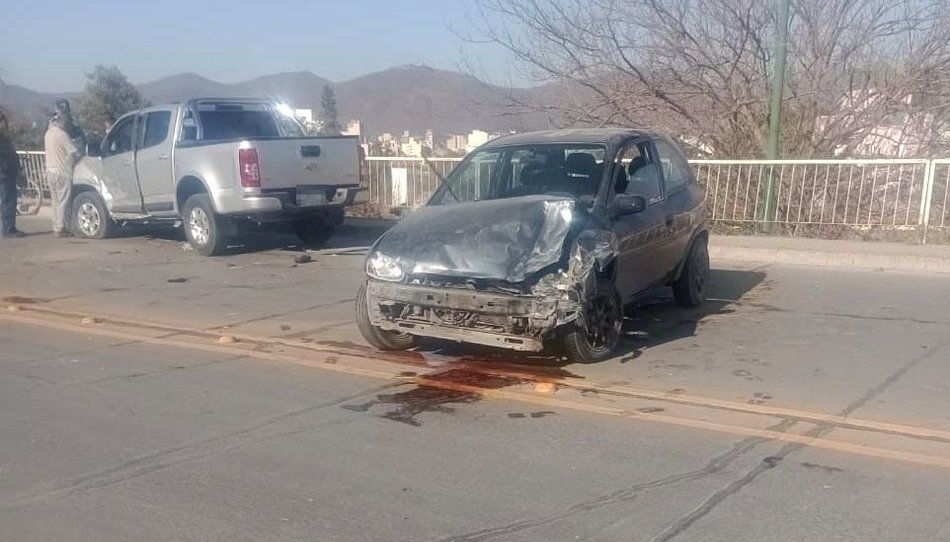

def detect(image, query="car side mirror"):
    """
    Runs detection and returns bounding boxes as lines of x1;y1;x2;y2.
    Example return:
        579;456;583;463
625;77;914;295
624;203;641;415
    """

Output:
610;194;647;216
86;138;102;157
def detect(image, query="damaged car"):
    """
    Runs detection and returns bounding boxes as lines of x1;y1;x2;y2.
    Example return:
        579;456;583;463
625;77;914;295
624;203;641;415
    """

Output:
356;129;708;362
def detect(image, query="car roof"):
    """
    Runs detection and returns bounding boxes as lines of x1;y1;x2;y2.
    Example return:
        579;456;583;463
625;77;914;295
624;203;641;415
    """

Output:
484;128;655;148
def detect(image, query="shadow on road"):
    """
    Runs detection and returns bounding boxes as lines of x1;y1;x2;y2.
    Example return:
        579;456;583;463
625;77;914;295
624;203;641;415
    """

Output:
104;217;398;256
411;268;766;367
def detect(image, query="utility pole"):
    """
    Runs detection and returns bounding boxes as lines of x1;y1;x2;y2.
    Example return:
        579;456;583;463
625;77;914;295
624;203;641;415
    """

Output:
761;0;791;230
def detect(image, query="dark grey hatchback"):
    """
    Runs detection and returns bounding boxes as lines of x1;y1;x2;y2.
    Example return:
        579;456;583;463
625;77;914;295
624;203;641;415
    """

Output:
356;129;708;362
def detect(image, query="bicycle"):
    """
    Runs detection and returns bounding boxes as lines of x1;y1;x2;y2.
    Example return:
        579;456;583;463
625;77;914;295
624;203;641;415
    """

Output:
15;175;45;216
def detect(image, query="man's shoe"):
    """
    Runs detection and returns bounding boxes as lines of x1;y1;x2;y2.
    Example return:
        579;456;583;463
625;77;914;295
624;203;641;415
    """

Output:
3;229;26;238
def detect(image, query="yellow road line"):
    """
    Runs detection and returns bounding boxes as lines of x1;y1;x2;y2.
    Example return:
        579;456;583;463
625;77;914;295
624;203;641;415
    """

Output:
5;310;950;470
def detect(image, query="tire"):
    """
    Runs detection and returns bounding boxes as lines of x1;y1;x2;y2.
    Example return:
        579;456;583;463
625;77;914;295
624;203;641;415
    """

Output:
355;282;418;351
561;277;623;363
182;193;226;256
293;217;335;247
71;191;115;239
673;236;709;308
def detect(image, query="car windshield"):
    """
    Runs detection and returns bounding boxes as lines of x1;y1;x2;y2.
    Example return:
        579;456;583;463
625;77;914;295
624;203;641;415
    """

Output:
431;144;606;206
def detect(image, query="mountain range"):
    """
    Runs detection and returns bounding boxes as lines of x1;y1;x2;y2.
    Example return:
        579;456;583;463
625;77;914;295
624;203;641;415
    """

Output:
0;65;553;135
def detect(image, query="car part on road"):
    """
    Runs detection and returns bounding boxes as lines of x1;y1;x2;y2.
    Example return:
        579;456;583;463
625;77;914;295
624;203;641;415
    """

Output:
71;191;114;239
183;193;226;256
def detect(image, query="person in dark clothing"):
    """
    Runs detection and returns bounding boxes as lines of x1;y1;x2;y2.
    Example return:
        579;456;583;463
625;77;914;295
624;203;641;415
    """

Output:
0;107;25;238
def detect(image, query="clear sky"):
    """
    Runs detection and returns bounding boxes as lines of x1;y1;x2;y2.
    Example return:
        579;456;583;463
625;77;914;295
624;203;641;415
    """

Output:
0;0;523;92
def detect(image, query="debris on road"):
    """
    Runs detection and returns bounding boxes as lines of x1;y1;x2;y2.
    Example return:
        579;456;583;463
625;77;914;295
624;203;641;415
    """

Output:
293;254;313;264
167;277;188;283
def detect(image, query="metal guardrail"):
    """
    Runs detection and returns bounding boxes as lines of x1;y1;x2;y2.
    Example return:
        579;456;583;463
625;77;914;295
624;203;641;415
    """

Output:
357;156;950;243
19;151;950;242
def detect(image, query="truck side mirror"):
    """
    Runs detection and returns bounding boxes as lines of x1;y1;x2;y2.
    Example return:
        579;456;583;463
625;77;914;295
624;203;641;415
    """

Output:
86;138;102;157
610;194;647;216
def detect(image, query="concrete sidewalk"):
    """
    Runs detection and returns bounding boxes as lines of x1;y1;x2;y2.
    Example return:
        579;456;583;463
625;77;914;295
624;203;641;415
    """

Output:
710;235;950;274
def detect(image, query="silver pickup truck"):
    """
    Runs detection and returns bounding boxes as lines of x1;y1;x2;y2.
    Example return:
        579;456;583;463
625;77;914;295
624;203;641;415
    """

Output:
71;98;360;255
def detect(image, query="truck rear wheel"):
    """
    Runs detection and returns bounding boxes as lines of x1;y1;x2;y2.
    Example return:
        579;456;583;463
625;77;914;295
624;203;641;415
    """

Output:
293;218;335;247
183;194;226;256
355;282;417;351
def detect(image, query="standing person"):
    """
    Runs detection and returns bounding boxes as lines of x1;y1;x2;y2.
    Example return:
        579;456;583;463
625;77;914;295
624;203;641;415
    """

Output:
0;107;26;238
44;99;81;237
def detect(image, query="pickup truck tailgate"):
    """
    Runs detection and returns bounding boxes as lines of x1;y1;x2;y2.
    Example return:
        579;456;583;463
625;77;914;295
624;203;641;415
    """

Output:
253;136;360;190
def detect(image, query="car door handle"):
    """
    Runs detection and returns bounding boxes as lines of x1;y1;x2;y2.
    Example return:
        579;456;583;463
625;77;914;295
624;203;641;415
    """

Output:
665;215;675;229
122;159;134;166
157;154;170;161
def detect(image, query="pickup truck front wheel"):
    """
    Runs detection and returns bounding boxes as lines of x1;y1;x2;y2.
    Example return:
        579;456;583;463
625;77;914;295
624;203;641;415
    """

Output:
292;218;335;247
71;191;115;239
183;194;227;256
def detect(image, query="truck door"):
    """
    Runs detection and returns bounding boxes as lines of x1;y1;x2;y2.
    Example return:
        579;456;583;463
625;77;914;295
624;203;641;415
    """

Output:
134;108;176;214
100;114;144;213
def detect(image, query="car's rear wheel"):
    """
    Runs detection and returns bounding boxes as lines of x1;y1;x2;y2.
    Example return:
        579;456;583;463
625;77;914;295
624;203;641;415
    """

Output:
183;194;226;256
561;278;622;363
293;217;335;247
673;236;709;308
355;282;418;351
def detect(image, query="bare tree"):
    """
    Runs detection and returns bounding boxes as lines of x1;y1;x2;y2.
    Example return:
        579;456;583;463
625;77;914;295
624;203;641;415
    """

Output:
472;0;950;157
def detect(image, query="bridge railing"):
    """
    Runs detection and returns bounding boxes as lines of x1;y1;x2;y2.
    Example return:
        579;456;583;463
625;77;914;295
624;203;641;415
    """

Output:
19;152;950;242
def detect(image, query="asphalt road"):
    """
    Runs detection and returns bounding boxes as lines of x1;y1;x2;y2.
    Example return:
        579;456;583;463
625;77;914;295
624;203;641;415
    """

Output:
4;216;950;540
3;268;950;541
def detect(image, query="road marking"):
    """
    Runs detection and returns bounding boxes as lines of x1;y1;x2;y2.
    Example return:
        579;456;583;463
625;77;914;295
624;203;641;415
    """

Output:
4;309;950;470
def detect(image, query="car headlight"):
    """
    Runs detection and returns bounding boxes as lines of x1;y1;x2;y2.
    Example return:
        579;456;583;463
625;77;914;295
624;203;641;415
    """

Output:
366;252;405;282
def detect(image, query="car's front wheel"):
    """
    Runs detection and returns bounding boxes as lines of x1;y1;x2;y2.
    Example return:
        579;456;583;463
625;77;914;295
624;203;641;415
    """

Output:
71;191;115;239
561;278;622;363
673;236;709;308
355;282;418;351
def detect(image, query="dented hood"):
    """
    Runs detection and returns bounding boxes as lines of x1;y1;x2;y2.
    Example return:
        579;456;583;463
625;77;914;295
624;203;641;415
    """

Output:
374;195;576;283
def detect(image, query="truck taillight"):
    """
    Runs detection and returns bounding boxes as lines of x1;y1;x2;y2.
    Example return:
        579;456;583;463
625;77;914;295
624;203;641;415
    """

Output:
239;148;261;188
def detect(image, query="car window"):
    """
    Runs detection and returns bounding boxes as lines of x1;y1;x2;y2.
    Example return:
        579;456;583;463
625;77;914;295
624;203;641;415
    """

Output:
654;138;691;194
435;151;501;204
433;144;605;206
615;142;662;204
104;116;135;156
142;111;172;149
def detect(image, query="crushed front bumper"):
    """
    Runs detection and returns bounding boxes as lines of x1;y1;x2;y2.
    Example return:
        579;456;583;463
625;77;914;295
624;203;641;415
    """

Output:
365;281;579;352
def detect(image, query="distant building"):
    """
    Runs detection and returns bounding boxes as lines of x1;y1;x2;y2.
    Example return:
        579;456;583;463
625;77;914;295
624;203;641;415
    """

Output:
446;134;467;153
424;129;434;149
466;130;491;152
400;137;424;157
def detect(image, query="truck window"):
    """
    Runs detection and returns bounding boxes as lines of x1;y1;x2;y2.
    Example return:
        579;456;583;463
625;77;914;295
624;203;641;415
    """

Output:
142;111;172;149
103;116;136;156
196;105;280;140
